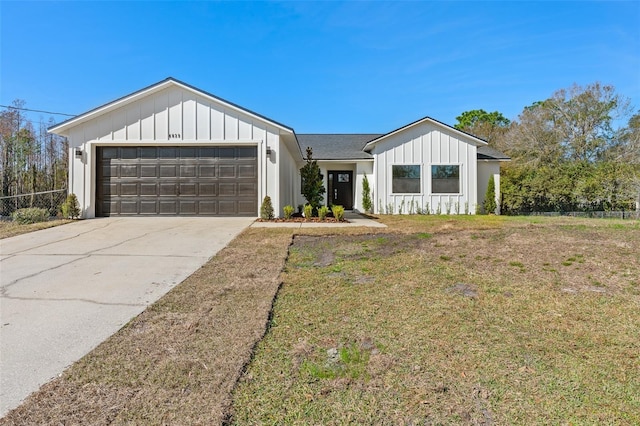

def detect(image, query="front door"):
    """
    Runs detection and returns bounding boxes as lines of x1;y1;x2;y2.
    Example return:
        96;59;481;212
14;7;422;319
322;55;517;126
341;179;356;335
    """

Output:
328;171;353;209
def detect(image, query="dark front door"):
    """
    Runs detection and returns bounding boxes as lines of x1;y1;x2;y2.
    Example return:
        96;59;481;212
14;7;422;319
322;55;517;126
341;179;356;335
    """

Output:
328;171;353;209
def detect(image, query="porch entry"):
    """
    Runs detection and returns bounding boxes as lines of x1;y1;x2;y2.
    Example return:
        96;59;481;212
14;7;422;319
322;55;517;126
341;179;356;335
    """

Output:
328;170;353;210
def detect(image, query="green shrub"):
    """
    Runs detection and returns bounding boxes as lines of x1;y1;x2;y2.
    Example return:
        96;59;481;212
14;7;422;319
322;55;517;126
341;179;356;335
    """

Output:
300;147;326;210
303;204;313;219
332;205;345;221
283;205;295;220
260;196;274;220
12;207;49;224
318;205;329;220
362;175;372;213
483;174;497;214
61;193;81;219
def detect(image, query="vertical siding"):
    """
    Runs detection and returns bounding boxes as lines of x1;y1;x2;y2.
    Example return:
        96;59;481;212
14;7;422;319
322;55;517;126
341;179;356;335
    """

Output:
66;85;297;218
372;121;479;214
196;100;210;140
70;86;287;143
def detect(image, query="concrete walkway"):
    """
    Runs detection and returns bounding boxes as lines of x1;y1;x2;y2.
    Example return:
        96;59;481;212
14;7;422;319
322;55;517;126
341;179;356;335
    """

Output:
251;212;387;228
0;217;252;417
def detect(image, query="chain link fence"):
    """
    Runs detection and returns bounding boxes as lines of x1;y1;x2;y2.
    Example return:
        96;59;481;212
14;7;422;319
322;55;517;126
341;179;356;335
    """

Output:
0;189;68;219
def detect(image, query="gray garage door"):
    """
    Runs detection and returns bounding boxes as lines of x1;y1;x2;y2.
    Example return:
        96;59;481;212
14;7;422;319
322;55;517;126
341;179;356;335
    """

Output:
96;146;258;216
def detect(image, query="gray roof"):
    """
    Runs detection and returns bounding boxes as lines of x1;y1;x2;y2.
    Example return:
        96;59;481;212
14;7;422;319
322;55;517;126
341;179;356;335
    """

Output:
297;134;381;160
297;133;510;162
477;146;511;160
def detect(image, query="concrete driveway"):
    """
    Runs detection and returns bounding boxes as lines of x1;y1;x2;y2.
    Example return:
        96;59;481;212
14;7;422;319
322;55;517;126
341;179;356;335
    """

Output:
0;217;252;417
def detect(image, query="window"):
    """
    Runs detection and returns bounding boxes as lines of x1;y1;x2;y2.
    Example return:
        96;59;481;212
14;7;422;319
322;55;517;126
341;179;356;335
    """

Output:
392;165;421;193
431;165;460;194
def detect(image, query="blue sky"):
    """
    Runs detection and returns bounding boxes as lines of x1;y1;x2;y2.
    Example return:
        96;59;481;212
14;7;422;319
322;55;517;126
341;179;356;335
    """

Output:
1;1;638;133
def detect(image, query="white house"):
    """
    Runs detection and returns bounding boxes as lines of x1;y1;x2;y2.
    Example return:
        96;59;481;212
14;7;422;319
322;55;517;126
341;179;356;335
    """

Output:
49;78;508;218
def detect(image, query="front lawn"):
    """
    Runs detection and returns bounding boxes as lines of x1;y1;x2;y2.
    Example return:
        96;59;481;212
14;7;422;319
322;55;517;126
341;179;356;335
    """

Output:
231;215;640;424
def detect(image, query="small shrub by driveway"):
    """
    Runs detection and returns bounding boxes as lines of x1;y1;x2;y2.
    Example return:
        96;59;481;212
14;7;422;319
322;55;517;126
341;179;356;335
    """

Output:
0;228;294;425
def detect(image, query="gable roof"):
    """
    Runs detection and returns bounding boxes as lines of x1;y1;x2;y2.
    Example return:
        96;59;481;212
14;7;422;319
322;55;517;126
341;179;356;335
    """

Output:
297;134;379;160
48;77;295;136
363;115;488;151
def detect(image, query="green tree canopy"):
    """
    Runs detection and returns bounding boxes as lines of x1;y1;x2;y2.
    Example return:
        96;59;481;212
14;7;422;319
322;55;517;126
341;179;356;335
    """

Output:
454;109;511;144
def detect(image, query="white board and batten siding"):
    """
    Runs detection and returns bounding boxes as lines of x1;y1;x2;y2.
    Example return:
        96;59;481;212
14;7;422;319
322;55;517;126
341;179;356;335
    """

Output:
63;83;291;218
370;121;480;214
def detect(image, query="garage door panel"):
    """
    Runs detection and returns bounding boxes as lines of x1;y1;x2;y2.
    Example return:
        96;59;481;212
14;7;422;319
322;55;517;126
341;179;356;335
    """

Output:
218;201;237;214
159;201;178;214
121;183;139;196
199;165;216;177
103;164;117;177
141;165;157;177
179;201;197;214
159;147;177;158
219;148;235;158
179;183;197;196
200;147;217;157
238;183;257;197
140;183;157;196
180;165;196;177
121;147;138;159
120;201;139;214
160;165;177;177
219;183;237;196
159;183;177;196
238;164;256;178
238;200;257;215
101;147;119;159
120;165;138;177
199;183;217;196
237;147;257;159
96;146;257;216
140;201;158;214
219;165;236;178
180;147;197;158
140;147;156;158
101;183;117;196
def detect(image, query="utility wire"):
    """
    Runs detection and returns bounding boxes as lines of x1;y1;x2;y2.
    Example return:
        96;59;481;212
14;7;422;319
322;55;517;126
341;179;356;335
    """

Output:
0;105;76;117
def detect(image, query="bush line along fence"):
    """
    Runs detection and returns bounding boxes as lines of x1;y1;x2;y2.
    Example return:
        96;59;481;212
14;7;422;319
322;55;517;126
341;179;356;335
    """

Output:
521;210;639;220
0;189;68;218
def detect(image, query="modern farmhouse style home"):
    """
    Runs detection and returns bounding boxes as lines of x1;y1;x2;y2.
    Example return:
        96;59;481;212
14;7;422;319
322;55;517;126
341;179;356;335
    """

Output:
49;78;508;218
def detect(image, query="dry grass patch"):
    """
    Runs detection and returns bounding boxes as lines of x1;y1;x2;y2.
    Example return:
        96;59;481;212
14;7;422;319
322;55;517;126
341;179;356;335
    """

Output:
231;217;640;424
0;228;294;426
0;219;71;239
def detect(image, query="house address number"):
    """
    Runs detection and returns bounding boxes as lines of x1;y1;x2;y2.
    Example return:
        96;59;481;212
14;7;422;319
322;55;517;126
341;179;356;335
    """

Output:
169;133;181;139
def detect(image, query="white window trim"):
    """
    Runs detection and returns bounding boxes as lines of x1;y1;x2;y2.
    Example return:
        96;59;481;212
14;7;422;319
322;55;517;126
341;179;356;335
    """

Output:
390;163;423;195
429;163;463;195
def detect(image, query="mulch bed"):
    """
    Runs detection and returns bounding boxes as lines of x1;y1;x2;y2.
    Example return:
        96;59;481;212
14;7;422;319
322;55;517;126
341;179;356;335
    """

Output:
256;217;349;223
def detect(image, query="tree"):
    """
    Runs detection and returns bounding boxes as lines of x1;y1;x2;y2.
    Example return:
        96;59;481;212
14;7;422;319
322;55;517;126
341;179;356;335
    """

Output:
300;147;325;212
545;83;631;162
454;109;511;144
0;101;69;215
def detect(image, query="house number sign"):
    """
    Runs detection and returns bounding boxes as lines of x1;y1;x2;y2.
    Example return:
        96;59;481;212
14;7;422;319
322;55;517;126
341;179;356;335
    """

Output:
169;133;181;139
